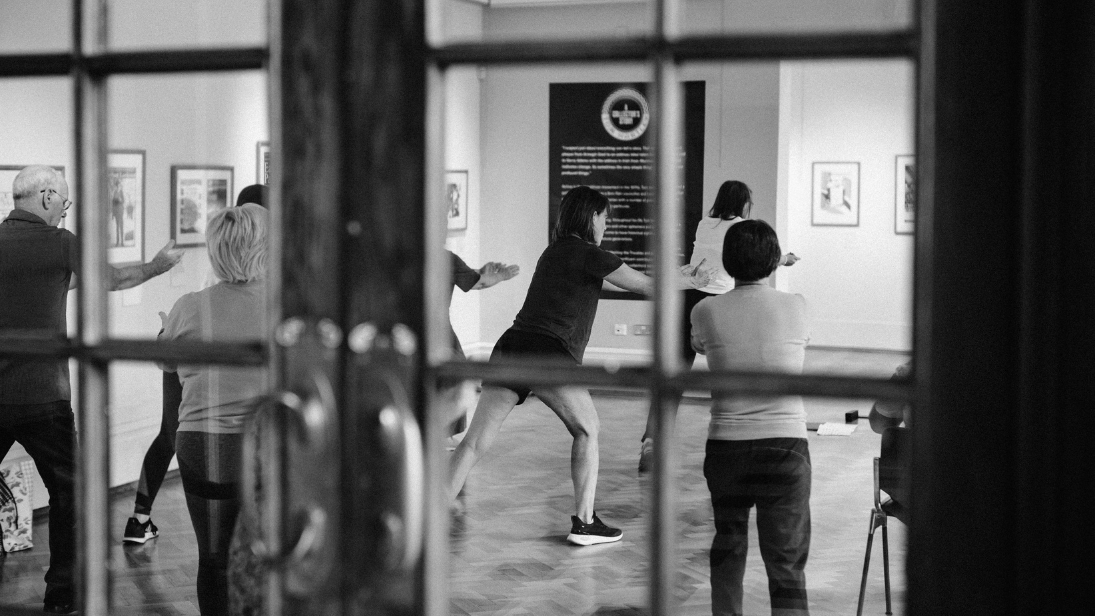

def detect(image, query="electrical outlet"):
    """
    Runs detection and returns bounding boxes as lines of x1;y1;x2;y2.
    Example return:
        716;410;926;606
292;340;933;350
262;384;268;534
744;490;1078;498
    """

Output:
632;324;652;335
613;324;628;335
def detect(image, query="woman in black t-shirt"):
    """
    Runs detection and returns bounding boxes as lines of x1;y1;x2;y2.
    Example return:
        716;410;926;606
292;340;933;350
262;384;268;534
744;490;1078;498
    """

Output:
447;185;709;545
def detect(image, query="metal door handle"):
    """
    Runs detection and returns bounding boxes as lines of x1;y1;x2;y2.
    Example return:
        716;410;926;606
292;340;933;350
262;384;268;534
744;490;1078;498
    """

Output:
241;384;331;566
377;397;424;572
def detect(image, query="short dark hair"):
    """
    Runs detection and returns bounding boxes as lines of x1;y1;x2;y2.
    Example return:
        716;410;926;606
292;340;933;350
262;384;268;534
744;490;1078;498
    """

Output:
722;219;781;282
236;184;269;208
708;180;752;220
551;186;611;245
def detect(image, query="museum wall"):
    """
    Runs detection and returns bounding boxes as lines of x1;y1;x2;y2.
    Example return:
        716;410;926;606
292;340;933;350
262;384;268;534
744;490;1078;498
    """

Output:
443;1;487;353
779;60;915;350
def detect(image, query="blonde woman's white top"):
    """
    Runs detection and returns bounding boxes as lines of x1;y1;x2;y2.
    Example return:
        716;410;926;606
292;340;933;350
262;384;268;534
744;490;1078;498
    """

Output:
687;216;742;295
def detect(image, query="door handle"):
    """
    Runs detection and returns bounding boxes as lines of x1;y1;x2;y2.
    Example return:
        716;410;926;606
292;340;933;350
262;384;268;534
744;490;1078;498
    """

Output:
240;381;332;568
377;396;424;572
348;323;425;574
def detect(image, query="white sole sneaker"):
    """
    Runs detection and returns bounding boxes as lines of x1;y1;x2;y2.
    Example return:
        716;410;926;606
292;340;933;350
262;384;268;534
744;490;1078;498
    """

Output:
566;532;623;546
122;532;157;544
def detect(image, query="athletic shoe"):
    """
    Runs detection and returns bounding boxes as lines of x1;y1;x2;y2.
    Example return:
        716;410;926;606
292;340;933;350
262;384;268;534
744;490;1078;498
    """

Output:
638;438;655;473
122;517;159;544
567;512;623;546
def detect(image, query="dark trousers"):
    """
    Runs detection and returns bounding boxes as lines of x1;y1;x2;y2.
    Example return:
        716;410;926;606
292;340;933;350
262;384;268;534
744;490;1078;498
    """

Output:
134;371;183;515
177;431;243;616
0;409;78;605
640;288;714;442
704;438;812;616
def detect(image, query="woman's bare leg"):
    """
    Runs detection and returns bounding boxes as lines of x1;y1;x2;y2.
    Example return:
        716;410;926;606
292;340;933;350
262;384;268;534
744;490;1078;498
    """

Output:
535;386;600;523
447;385;520;501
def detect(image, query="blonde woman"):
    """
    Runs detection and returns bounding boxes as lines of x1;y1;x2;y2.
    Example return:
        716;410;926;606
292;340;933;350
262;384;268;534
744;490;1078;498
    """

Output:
158;204;269;615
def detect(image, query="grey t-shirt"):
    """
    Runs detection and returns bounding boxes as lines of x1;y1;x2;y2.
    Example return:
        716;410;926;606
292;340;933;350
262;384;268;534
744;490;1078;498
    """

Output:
160;281;269;434
691;282;810;440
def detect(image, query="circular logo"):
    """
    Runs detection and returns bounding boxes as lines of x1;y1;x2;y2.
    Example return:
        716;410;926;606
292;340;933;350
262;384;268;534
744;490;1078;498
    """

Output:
601;88;650;141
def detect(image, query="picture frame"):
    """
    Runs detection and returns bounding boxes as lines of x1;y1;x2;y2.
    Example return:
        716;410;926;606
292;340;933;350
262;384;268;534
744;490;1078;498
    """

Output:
170;165;234;248
894;154;916;234
811;161;860;227
445;169;469;231
256;141;270;185
1;165;66;225
107;150;145;265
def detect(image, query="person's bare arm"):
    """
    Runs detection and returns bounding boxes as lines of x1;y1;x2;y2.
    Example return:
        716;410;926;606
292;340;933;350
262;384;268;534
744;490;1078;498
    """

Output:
471;262;519;290
109;241;184;291
603;262;655;296
603;262;712;296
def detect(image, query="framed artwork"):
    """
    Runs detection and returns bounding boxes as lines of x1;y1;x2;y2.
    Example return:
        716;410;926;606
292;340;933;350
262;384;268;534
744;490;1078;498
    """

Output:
811;162;860;227
445;169;469;231
256;141;270;185
894;154;916;234
170;165;234;247
1;165;66;224
107;150;145;264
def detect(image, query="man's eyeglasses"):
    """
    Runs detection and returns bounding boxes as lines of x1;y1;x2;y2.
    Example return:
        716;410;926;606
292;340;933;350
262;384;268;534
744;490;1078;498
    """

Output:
40;189;73;212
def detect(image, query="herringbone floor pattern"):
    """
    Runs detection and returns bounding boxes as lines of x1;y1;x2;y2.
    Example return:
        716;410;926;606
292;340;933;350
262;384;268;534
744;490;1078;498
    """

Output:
2;350;908;614
449;390;906;616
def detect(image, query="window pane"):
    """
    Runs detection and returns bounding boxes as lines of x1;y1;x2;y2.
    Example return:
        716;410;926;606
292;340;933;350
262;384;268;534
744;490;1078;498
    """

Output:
444;59;915;378
678;59;916;378
103;359;267;612
435;0;654;45
448;387;655;613
105;71;270;340
681;0;914;36
0;0;72;53
105;0;266;51
444;63;658;369
0;76;77;613
675;393;910;614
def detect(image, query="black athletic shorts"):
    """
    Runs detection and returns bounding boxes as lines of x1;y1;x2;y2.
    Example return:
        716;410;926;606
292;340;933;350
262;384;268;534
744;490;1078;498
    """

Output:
486;329;577;405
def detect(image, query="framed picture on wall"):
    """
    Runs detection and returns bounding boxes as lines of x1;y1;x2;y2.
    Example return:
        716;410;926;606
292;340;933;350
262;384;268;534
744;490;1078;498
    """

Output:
170;165;234;247
107;150;145;265
811;161;860;227
894;154;915;234
445;169;468;231
1;165;66;225
256;141;270;185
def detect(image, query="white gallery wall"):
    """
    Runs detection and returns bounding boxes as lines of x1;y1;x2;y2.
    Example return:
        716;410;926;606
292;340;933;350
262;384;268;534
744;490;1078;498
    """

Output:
778;60;915;350
444;1;488;352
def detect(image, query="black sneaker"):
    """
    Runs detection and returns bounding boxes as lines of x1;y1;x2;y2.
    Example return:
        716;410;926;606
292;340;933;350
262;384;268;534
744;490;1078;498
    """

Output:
567;512;622;546
638;438;654;473
122;517;159;544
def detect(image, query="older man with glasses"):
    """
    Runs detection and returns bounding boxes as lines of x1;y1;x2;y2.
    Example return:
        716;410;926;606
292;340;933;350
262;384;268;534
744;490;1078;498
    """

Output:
0;165;184;613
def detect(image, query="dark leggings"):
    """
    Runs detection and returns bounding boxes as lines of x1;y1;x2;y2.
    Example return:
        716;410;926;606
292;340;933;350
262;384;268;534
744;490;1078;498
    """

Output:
641;288;716;441
134;371;183;515
177;431;242;616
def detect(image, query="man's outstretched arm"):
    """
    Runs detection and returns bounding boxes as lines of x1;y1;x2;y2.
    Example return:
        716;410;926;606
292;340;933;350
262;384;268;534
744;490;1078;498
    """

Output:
110;240;184;290
70;240;185;291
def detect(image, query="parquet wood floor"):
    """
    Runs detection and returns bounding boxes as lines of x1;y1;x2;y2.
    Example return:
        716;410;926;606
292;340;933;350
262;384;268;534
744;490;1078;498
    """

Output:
2;349;909;615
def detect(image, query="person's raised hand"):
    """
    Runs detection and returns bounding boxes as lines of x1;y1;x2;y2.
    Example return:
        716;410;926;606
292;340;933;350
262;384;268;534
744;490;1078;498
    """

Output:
688;263;714;289
782;252;801;266
151;240;184;275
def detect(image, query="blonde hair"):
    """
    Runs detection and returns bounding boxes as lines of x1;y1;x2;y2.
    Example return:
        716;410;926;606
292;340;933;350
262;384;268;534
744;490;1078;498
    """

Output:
206;204;268;283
